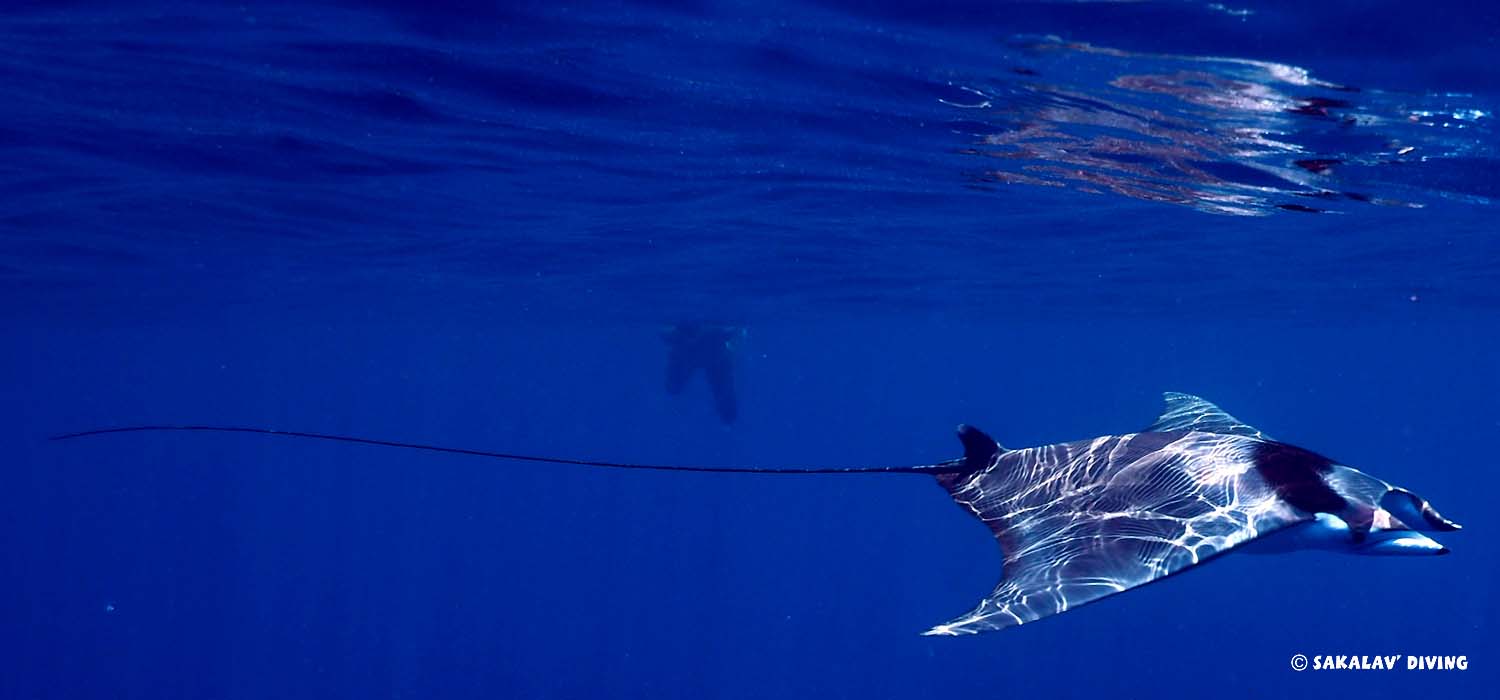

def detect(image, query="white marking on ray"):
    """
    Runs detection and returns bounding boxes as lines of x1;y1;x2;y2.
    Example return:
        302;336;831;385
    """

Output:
927;430;1312;634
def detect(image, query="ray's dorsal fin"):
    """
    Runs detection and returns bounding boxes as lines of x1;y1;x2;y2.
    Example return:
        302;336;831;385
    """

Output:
1144;392;1272;440
956;424;1004;472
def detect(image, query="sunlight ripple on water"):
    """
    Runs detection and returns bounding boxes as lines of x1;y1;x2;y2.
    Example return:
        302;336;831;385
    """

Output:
950;37;1494;215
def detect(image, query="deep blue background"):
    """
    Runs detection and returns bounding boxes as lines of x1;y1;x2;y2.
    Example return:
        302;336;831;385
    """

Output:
4;1;1497;698
8;317;1498;698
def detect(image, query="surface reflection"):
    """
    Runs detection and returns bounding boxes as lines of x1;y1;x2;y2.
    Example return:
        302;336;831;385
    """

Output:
953;38;1493;215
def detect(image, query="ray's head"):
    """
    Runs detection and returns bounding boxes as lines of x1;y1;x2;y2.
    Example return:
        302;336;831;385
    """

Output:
1321;465;1461;555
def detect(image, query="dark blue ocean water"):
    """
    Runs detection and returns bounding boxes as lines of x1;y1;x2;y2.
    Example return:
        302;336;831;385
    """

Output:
5;1;1497;698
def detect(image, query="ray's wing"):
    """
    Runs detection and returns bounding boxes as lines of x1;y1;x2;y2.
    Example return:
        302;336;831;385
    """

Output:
928;430;1309;635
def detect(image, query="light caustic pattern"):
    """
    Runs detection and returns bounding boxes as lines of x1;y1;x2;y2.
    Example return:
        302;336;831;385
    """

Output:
928;431;1302;635
951;38;1495;215
922;393;1457;635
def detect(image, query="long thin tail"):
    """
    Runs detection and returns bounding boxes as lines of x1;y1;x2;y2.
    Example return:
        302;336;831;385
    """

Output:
51;425;965;475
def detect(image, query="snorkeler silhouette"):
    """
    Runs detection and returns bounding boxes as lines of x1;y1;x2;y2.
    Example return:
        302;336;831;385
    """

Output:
661;322;746;424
